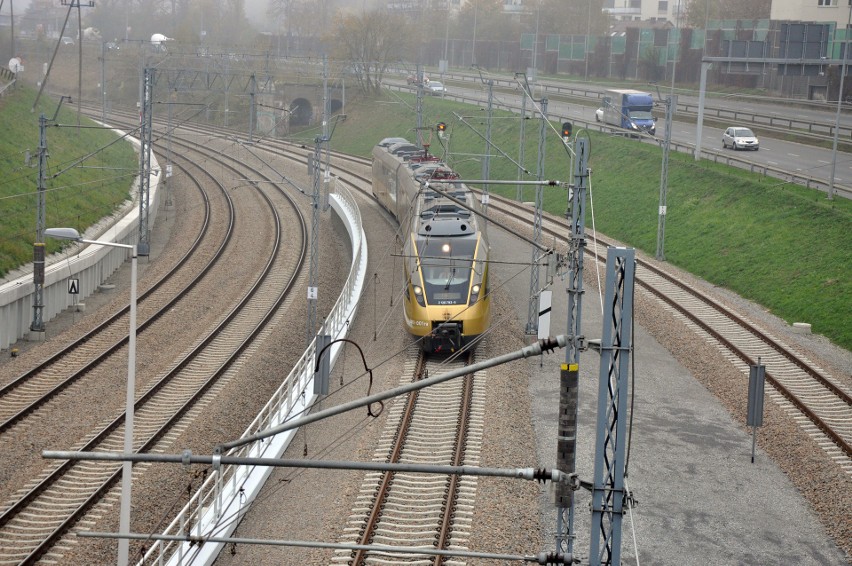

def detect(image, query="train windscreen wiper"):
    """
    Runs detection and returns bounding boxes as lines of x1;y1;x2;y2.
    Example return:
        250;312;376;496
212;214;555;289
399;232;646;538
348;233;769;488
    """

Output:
445;268;455;290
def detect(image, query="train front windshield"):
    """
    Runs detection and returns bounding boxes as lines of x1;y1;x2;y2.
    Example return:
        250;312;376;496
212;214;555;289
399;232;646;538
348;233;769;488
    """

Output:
418;238;476;305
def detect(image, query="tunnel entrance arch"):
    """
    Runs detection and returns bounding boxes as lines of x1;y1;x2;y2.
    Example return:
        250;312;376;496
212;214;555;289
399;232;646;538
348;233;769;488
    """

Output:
290;98;313;127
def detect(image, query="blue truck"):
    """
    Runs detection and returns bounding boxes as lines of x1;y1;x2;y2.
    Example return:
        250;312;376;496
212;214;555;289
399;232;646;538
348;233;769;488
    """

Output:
599;89;657;136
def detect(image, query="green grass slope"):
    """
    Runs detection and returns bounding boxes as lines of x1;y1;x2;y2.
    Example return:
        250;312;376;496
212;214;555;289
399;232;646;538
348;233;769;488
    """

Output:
0;87;138;278
323;91;852;351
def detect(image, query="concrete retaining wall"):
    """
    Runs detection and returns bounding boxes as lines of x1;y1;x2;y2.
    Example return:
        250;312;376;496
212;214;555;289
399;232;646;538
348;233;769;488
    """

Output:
0;133;160;350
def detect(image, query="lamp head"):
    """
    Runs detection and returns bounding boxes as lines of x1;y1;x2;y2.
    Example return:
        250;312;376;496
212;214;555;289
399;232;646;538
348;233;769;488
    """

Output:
44;227;82;241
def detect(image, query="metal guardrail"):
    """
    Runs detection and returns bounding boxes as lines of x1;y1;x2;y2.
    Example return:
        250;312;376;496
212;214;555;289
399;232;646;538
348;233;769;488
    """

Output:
416;69;852;141
386;81;852;200
0;68;16;97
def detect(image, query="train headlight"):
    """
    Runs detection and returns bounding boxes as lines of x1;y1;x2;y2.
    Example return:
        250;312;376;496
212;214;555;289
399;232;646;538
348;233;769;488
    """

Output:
413;284;425;306
469;283;481;304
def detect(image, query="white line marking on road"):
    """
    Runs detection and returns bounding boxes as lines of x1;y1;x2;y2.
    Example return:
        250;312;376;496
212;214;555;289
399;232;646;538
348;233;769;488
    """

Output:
788;153;800;157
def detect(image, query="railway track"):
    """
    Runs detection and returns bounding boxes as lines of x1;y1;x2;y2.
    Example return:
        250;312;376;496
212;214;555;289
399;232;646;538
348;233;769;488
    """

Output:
482;193;852;476
332;348;484;565
65;105;849;558
187;125;851;477
0;156;226;432
0;124;310;563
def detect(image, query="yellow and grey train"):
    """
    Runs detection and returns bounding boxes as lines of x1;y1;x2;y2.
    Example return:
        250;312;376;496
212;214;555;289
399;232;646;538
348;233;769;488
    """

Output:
372;139;491;353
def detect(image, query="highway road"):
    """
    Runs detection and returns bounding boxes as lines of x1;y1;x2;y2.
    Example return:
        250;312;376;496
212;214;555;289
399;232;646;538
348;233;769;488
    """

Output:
401;74;852;197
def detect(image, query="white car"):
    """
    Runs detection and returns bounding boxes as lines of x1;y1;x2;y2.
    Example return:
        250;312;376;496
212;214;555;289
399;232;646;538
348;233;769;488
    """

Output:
595;107;604;122
427;81;447;96
722;126;759;151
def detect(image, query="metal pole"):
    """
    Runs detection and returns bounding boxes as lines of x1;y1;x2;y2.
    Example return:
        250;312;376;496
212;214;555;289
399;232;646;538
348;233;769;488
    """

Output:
101;40;106;123
30;113;48;334
589;247;635;566
117;243;138;566
307;138;322;343
828;5;852;200
695;61;710;160
656;95;675;261
31;2;73;111
533;0;540;71
415;64;424;148
249;73;256;143
9;0;14;61
444;8;450;64
584;0;592;80
556;136;589;557
517;79;529;201
472;3;477;66
138;67;153;256
525;97;547;336
482;79;493;215
76;1;81;128
42;230;138;565
670;0;679;93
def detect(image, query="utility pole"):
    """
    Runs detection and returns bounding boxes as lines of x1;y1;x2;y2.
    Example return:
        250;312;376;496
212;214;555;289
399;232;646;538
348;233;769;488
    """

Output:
472;3;477;66
307;56;331;341
9;0;14;62
323;56;331;210
555;135;589;557
165;93;173;208
829;4;852;200
29;113;49;336
307;137;322;343
516;75;530;201
415;64;424;148
589;247;635;566
444;8;450;65
31;2;73;111
656;95;675;261
100;40;106;123
482;78;494;216
138;67;153;256
60;0;94;126
525;97;547;336
248;74;257;144
584;0;592;81
532;0;540;72
30;96;72;336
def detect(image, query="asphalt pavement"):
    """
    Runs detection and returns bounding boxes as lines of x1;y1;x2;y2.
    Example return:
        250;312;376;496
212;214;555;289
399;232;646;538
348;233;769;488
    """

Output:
488;225;848;565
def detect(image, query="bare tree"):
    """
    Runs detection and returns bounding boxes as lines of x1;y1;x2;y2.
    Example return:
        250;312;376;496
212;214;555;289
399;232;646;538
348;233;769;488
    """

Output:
684;0;770;29
328;9;410;94
537;0;609;36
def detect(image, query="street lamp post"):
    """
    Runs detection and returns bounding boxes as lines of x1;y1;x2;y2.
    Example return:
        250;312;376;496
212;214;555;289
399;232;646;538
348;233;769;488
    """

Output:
829;4;852;201
44;228;137;566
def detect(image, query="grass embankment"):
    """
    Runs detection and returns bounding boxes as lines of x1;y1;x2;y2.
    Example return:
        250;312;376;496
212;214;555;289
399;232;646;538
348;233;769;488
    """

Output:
323;92;852;351
0;87;138;278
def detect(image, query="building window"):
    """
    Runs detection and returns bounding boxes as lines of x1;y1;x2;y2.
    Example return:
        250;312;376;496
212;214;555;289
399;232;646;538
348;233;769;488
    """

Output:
817;0;837;6
629;0;641;8
659;1;668;11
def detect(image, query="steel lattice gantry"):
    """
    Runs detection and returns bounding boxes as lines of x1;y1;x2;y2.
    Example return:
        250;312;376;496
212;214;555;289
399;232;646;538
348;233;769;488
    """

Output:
138;68;154;255
555;136;589;557
589;247;635;566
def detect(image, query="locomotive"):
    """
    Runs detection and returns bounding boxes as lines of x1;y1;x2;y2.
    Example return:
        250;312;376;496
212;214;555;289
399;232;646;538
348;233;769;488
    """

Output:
372;139;491;353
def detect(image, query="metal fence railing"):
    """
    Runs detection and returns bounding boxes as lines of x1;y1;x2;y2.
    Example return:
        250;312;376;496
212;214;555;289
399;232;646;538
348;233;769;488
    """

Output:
139;185;368;566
